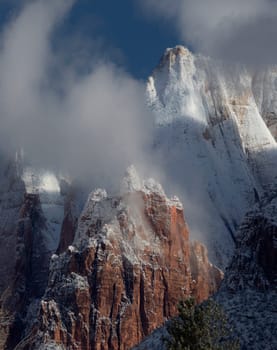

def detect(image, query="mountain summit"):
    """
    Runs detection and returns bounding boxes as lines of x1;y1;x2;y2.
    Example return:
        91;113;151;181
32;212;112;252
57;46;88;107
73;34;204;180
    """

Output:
147;45;277;266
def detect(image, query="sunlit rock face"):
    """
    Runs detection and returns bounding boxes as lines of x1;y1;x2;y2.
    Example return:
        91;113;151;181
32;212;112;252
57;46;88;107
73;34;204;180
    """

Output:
21;167;222;350
134;190;277;350
147;46;277;266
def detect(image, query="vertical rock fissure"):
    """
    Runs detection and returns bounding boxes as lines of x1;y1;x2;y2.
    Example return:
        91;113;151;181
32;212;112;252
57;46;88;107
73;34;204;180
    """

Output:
161;271;169;318
89;246;100;349
122;256;134;303
116;312;121;350
108;283;116;349
139;273;148;336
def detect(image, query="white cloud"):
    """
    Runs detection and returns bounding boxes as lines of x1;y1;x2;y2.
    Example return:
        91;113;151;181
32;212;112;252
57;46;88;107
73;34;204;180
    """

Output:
0;0;73;121
0;0;153;189
138;0;277;63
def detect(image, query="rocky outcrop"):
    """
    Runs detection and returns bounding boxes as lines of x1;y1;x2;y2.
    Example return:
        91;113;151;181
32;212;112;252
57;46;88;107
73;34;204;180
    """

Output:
222;190;277;292
20;167;222;350
217;189;277;350
0;157;25;296
0;193;47;349
0;157;26;349
0;160;69;350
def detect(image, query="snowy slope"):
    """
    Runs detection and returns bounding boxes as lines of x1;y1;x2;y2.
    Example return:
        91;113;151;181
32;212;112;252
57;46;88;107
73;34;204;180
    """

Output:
252;67;277;139
147;46;277;266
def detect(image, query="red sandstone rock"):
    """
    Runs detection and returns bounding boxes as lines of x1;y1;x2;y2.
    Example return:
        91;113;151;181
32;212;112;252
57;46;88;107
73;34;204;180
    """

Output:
190;241;224;302
22;173;223;350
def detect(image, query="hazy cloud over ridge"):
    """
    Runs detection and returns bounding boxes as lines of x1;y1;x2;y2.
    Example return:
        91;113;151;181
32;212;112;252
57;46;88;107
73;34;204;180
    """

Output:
0;0;152;189
138;0;277;64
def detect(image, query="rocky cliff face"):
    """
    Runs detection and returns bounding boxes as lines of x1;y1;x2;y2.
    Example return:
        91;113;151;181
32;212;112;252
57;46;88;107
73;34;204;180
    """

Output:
217;189;277;350
134;188;277;350
222;192;277;292
147;46;277;266
0;156;26;350
0;156;25;296
16;167;222;350
0;158;74;350
0;193;49;349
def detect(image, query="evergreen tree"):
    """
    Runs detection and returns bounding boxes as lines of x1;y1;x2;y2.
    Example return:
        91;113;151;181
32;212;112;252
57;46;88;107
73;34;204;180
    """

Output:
166;298;240;350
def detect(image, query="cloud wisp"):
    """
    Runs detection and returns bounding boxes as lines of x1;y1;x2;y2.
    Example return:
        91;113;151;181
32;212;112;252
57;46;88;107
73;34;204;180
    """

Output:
0;0;153;190
138;0;277;64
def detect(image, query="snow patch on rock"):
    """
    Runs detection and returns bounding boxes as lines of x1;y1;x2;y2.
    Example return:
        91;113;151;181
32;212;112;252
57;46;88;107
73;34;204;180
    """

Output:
146;45;277;266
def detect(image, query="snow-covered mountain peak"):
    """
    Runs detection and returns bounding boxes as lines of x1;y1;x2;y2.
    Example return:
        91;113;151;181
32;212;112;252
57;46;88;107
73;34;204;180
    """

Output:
146;47;277;266
160;45;192;66
146;46;198;126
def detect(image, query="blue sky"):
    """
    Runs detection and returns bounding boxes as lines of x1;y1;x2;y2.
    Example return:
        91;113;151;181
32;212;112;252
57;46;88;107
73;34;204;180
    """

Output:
0;0;164;183
0;0;180;79
1;0;277;78
0;0;276;185
64;0;179;78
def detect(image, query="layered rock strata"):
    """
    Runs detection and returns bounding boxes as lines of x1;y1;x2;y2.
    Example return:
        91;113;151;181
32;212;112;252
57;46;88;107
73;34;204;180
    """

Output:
20;167;222;350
